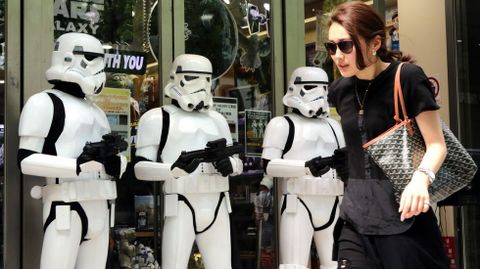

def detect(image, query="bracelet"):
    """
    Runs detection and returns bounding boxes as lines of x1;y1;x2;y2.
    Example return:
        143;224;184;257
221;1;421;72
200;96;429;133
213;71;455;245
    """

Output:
416;167;435;184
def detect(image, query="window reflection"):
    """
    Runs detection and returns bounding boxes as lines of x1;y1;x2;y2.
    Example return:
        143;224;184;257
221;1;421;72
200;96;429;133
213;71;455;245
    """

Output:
53;0;160;267
184;0;274;268
0;0;4;265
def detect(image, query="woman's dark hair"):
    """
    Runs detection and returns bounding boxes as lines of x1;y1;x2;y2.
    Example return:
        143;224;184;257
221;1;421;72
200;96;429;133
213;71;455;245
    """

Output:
327;1;413;69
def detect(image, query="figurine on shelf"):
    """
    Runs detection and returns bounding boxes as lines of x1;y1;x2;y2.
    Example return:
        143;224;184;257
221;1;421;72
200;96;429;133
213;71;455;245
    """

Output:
17;32;127;269
134;54;243;269
262;67;347;269
117;228;137;269
132;244;159;269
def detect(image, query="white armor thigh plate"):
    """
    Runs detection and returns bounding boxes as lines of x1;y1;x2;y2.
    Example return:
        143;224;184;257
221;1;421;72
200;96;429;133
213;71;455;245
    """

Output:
283;115;343;195
162;106;229;194
47;90;110;158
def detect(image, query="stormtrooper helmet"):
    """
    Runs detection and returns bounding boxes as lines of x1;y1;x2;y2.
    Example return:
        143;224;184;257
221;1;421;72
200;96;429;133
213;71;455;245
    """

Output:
164;54;213;112
46;32;106;96
283;67;329;118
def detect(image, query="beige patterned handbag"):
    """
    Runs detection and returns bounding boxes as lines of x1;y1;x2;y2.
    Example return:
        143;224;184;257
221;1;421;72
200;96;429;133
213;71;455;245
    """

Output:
363;63;478;203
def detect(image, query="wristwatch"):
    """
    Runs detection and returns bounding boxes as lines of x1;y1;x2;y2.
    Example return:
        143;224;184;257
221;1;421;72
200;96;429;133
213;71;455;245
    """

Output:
416;167;435;183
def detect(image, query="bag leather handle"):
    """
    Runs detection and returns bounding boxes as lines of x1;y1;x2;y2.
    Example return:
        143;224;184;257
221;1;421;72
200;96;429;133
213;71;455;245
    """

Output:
394;62;405;122
393;62;414;136
363;62;414;149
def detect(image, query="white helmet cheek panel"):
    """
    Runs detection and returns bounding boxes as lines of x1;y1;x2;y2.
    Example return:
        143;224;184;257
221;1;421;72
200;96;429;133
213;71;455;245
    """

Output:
45;33;106;96
164;54;213;112
283;67;330;118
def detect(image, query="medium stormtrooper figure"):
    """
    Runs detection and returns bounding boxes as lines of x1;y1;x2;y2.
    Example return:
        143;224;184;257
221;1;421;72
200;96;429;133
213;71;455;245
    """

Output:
18;33;126;269
134;54;243;269
262;67;347;269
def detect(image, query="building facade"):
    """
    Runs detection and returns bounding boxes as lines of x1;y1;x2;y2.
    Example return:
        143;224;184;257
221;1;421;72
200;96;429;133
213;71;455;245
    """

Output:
1;0;479;268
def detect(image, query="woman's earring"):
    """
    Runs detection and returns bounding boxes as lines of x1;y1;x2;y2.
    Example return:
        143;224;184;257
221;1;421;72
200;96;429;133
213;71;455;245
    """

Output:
372;50;377;56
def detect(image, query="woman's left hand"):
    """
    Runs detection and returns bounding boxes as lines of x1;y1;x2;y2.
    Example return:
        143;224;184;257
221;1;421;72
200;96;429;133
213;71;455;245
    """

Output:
399;171;431;221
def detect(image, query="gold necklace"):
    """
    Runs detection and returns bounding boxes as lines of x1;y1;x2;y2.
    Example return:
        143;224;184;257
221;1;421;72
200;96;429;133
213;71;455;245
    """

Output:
354;79;372;115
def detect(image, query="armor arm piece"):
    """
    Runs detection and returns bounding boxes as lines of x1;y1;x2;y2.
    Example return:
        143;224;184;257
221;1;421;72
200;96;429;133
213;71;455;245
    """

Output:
262;116;309;177
266;158;310;178
261;116;289;152
18;92;79;178
134;160;174;181
134;108;175;181
20;153;77;178
19;92;54;139
135;108;164;161
228;156;243;176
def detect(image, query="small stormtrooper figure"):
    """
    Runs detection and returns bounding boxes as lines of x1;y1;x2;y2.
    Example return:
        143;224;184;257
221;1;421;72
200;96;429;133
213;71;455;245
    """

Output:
134;54;243;269
17;33;126;269
262;67;347;269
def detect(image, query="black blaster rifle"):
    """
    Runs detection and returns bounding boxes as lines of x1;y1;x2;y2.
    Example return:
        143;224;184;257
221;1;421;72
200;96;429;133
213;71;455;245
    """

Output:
313;155;336;167
178;138;243;164
82;133;128;161
308;154;343;171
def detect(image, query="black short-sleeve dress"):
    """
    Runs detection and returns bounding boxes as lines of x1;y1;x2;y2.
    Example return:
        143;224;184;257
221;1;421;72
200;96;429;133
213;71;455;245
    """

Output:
328;61;439;235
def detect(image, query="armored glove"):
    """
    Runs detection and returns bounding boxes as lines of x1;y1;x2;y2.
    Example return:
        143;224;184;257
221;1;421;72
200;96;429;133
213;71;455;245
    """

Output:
77;150;122;178
76;151;97;175
305;156;330;177
103;155;122;178
213;157;234;177
332;147;349;181
171;156;201;178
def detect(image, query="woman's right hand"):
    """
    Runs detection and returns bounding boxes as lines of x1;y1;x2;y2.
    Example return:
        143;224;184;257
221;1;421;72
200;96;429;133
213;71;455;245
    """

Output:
398;171;431;221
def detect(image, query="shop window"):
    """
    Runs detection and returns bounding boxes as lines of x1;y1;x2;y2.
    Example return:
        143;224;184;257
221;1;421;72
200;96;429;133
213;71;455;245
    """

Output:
53;0;160;268
182;1;274;268
0;0;4;265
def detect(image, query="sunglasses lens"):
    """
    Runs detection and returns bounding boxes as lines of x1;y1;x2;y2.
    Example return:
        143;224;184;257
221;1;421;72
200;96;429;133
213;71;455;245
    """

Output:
338;41;353;54
324;42;337;55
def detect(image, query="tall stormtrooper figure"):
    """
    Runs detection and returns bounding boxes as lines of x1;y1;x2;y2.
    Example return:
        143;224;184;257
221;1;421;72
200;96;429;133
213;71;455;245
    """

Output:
262;67;347;269
18;33;126;269
134;54;243;269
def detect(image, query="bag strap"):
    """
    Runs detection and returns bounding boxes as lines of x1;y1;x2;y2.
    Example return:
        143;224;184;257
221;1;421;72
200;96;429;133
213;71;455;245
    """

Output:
363;62;413;149
394;62;408;122
393;62;414;136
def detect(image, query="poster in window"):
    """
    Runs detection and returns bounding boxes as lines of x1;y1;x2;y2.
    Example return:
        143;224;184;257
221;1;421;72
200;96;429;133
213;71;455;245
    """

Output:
386;9;400;51
90;87;131;160
213;97;239;143
245;109;271;157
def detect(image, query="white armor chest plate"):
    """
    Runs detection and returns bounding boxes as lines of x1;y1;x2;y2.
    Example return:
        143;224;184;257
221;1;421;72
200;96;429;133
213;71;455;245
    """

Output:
50;90;110;158
283;114;338;160
162;106;229;194
283;114;343;196
161;107;223;163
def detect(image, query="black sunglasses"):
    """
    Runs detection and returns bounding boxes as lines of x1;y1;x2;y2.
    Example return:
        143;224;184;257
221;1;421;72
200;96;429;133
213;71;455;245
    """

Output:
324;40;354;55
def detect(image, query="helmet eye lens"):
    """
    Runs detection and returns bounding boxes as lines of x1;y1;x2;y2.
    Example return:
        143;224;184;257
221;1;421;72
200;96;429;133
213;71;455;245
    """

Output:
303;85;317;91
184;75;199;81
74;51;103;61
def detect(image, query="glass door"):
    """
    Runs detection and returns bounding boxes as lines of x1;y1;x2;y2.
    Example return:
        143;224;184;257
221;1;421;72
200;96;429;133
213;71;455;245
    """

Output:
52;0;162;267
445;1;480;268
181;1;275;268
0;0;5;265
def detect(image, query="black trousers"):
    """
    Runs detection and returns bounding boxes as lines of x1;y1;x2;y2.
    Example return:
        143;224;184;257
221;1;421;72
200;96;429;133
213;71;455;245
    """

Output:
336;209;450;269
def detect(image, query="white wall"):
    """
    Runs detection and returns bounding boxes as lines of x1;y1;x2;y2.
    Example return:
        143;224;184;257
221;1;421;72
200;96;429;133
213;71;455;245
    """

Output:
398;0;450;124
398;0;454;237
